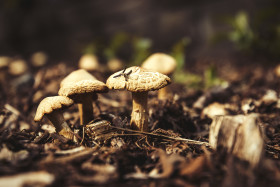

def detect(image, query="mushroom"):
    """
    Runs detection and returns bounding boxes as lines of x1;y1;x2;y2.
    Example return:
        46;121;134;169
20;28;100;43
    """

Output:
106;66;171;131
0;56;11;83
9;59;28;76
31;51;48;67
141;53;177;99
58;69;108;125
34;96;74;139
78;54;99;72
107;58;124;72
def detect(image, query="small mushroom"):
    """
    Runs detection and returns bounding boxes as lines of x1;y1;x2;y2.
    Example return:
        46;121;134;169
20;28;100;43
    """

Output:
34;96;74;139
141;53;177;99
31;51;48;67
107;58;124;72
78;54;99;72
274;64;280;77
106;66;171;131
58;69;108;125
9;59;28;76
0;56;11;83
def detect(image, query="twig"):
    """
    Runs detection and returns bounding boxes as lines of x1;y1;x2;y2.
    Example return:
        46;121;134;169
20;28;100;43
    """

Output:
55;146;86;155
80;126;85;145
4;104;21;116
41;148;96;164
86;120;210;147
4;104;31;123
108;125;210;147
266;145;280;152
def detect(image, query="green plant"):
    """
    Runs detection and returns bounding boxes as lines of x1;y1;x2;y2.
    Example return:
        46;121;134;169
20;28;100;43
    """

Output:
104;32;128;60
131;37;152;65
170;37;203;88
227;11;254;51
204;65;228;89
222;6;280;59
173;71;203;89
82;43;97;55
170;37;191;71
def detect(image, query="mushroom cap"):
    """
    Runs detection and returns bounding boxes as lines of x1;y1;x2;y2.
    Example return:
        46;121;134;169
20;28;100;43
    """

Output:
59;69;108;99
141;53;177;75
60;69;97;87
0;56;11;69
34;96;74;121
106;66;171;92
78;54;99;71
9;59;28;76
31;51;48;67
107;58;124;72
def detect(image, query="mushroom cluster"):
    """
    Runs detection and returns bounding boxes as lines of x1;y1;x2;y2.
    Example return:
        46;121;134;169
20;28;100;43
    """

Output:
34;61;172;140
58;69;108;125
34;69;108;140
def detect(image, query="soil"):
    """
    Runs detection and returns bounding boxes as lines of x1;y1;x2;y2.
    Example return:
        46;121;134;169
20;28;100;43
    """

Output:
1;60;280;187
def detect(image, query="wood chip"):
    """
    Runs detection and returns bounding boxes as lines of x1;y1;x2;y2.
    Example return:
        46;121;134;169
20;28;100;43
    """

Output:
209;114;264;168
0;171;54;187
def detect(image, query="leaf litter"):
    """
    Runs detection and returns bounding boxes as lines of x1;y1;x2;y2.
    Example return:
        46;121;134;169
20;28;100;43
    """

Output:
0;62;280;186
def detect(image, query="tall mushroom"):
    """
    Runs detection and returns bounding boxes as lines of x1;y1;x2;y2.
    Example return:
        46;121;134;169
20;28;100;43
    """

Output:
106;66;171;131
141;53;177;99
58;69;108;125
34;96;74;139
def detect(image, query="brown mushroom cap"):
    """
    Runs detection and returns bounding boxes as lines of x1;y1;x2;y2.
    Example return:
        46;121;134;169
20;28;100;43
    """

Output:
58;69;108;100
34;96;74;121
141;53;177;75
106;66;171;92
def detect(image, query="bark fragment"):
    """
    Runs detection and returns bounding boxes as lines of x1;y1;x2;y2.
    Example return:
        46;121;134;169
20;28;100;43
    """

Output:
209;114;264;168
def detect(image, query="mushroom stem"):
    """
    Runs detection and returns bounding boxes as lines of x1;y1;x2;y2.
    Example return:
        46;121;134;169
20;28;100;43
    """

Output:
78;95;96;125
131;91;149;131
158;86;169;100
46;112;73;139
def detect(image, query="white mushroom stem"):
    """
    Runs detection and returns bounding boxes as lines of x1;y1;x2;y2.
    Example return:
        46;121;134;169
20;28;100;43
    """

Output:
77;94;97;125
131;91;149;132
46;112;73;139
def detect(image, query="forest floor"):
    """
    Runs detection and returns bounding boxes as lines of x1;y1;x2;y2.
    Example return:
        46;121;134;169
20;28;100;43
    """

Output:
1;59;280;187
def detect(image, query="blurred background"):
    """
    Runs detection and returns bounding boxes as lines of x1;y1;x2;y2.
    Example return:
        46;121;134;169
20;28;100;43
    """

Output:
0;0;279;66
